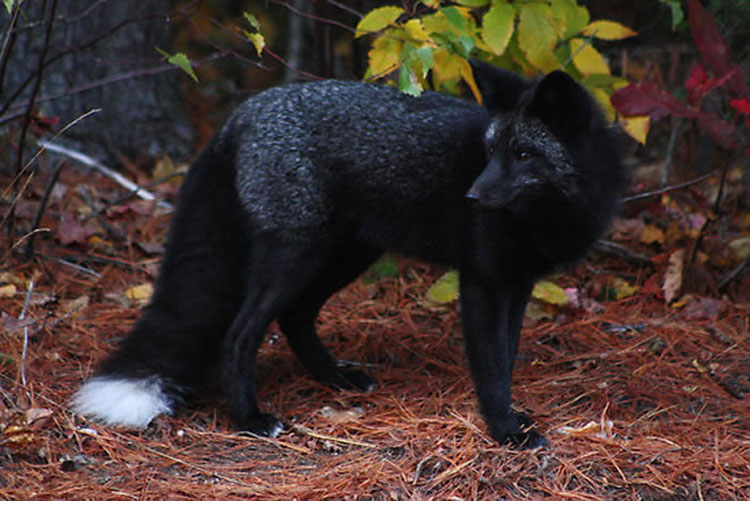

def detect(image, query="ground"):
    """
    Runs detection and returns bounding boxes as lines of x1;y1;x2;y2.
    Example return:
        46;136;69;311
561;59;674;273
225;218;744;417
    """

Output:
0;159;748;500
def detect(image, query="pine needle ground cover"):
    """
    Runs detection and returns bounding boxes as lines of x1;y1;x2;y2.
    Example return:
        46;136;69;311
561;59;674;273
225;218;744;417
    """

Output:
1;165;748;500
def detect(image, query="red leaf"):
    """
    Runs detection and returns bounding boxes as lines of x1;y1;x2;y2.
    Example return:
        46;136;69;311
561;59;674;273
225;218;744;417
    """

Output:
611;81;697;121
730;98;750;115
685;63;737;106
688;0;748;97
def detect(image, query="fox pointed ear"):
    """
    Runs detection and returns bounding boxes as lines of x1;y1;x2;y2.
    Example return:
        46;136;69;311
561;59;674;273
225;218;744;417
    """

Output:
469;59;529;112
526;70;597;136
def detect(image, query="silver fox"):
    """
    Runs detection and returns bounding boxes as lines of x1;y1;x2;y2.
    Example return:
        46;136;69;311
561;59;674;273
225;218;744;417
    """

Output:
72;61;624;447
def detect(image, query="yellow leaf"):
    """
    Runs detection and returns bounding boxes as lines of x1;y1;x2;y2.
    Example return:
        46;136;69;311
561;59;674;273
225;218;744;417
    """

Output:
355;6;404;37
518;4;561;72
125;283;154;303
459;58;482;104
152;155;185;183
426;270;459;305
591;87;615;123
482;3;514;56
403;19;431;42
422;10;453;35
367;35;402;77
620;115;650;144
532;280;570;306
431;48;461;84
558;0;590;39
611;277;638;300
640;224;665;244
570;38;610;76
524;300;556;322
581;20;638;40
248;33;265;57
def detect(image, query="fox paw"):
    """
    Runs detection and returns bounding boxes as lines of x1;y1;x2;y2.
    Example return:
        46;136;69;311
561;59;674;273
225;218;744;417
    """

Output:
490;411;549;449
240;413;285;438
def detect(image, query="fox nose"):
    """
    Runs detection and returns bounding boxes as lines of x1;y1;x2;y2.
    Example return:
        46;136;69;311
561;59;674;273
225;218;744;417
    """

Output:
465;188;483;209
465;189;480;203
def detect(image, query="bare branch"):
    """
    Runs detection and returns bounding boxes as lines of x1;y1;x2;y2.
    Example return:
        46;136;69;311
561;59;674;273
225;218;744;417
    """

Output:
619;171;717;204
38;140;173;210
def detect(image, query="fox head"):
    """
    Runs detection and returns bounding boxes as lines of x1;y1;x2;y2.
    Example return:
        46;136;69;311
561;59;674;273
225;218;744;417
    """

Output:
464;62;626;265
466;65;616;223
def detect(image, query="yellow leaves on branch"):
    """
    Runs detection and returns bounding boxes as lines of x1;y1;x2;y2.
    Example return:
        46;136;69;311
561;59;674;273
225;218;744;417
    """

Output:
367;36;402;77
582;20;638;40
518;3;561;73
355;6;404;38
481;3;514;56
570;38;610;76
620;115;651;145
356;0;643;144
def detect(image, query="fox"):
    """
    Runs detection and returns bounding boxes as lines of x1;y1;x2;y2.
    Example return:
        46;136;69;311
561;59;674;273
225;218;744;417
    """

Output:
71;60;624;447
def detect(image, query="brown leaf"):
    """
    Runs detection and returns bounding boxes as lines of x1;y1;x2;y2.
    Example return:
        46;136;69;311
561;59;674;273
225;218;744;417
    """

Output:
57;212;93;246
663;249;685;303
681;297;724;320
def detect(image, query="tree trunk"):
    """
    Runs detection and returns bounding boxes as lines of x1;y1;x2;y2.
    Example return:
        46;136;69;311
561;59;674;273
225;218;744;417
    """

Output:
1;0;194;164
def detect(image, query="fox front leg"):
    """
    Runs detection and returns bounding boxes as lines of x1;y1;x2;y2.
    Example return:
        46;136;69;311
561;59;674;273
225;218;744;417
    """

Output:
459;274;547;448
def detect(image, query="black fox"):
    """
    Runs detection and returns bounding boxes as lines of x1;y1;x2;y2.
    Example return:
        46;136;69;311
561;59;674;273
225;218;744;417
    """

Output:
71;61;624;447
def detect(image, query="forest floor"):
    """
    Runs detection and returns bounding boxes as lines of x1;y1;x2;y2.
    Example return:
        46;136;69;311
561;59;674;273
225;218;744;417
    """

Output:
0;153;749;500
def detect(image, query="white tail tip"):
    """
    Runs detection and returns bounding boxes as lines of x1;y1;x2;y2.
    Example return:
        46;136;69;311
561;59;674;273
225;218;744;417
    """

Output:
70;376;173;428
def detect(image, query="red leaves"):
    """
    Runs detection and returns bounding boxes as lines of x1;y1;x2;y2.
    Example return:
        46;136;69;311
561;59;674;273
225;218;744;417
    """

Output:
610;78;737;149
611;0;748;152
730;98;750;116
688;0;747;98
611;81;692;122
685;63;736;106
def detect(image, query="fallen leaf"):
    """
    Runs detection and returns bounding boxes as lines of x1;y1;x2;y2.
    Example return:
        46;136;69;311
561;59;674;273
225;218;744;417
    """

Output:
125;283;154;303
524;300;556;322
61;295;89;314
0;284;17;298
319;406;364;424
426;270;459;305
610;277;638;300
640;224;665;245
532;280;570;306
663;249;684;303
681;297;723;320
152;155;185;184
25;408;53;429
57;212;93;246
556;420;614;439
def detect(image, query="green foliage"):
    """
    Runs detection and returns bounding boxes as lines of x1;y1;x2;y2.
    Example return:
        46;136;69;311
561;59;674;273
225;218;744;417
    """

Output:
156;47;198;82
363;254;400;283
242;12;265;57
3;0;20;14
426;269;459;304
659;0;685;30
355;0;636;123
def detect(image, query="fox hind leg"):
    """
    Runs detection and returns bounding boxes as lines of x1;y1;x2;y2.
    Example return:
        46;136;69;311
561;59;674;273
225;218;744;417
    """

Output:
221;238;344;436
278;241;381;392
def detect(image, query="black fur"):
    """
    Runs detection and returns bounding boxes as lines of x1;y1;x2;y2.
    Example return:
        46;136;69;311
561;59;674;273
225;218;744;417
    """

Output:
78;62;624;447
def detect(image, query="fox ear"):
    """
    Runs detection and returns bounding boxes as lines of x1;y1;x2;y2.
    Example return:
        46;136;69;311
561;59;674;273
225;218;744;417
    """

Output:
469;59;529;112
526;70;596;136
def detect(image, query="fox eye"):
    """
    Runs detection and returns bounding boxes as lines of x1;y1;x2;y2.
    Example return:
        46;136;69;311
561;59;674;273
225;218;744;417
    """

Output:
514;149;534;161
